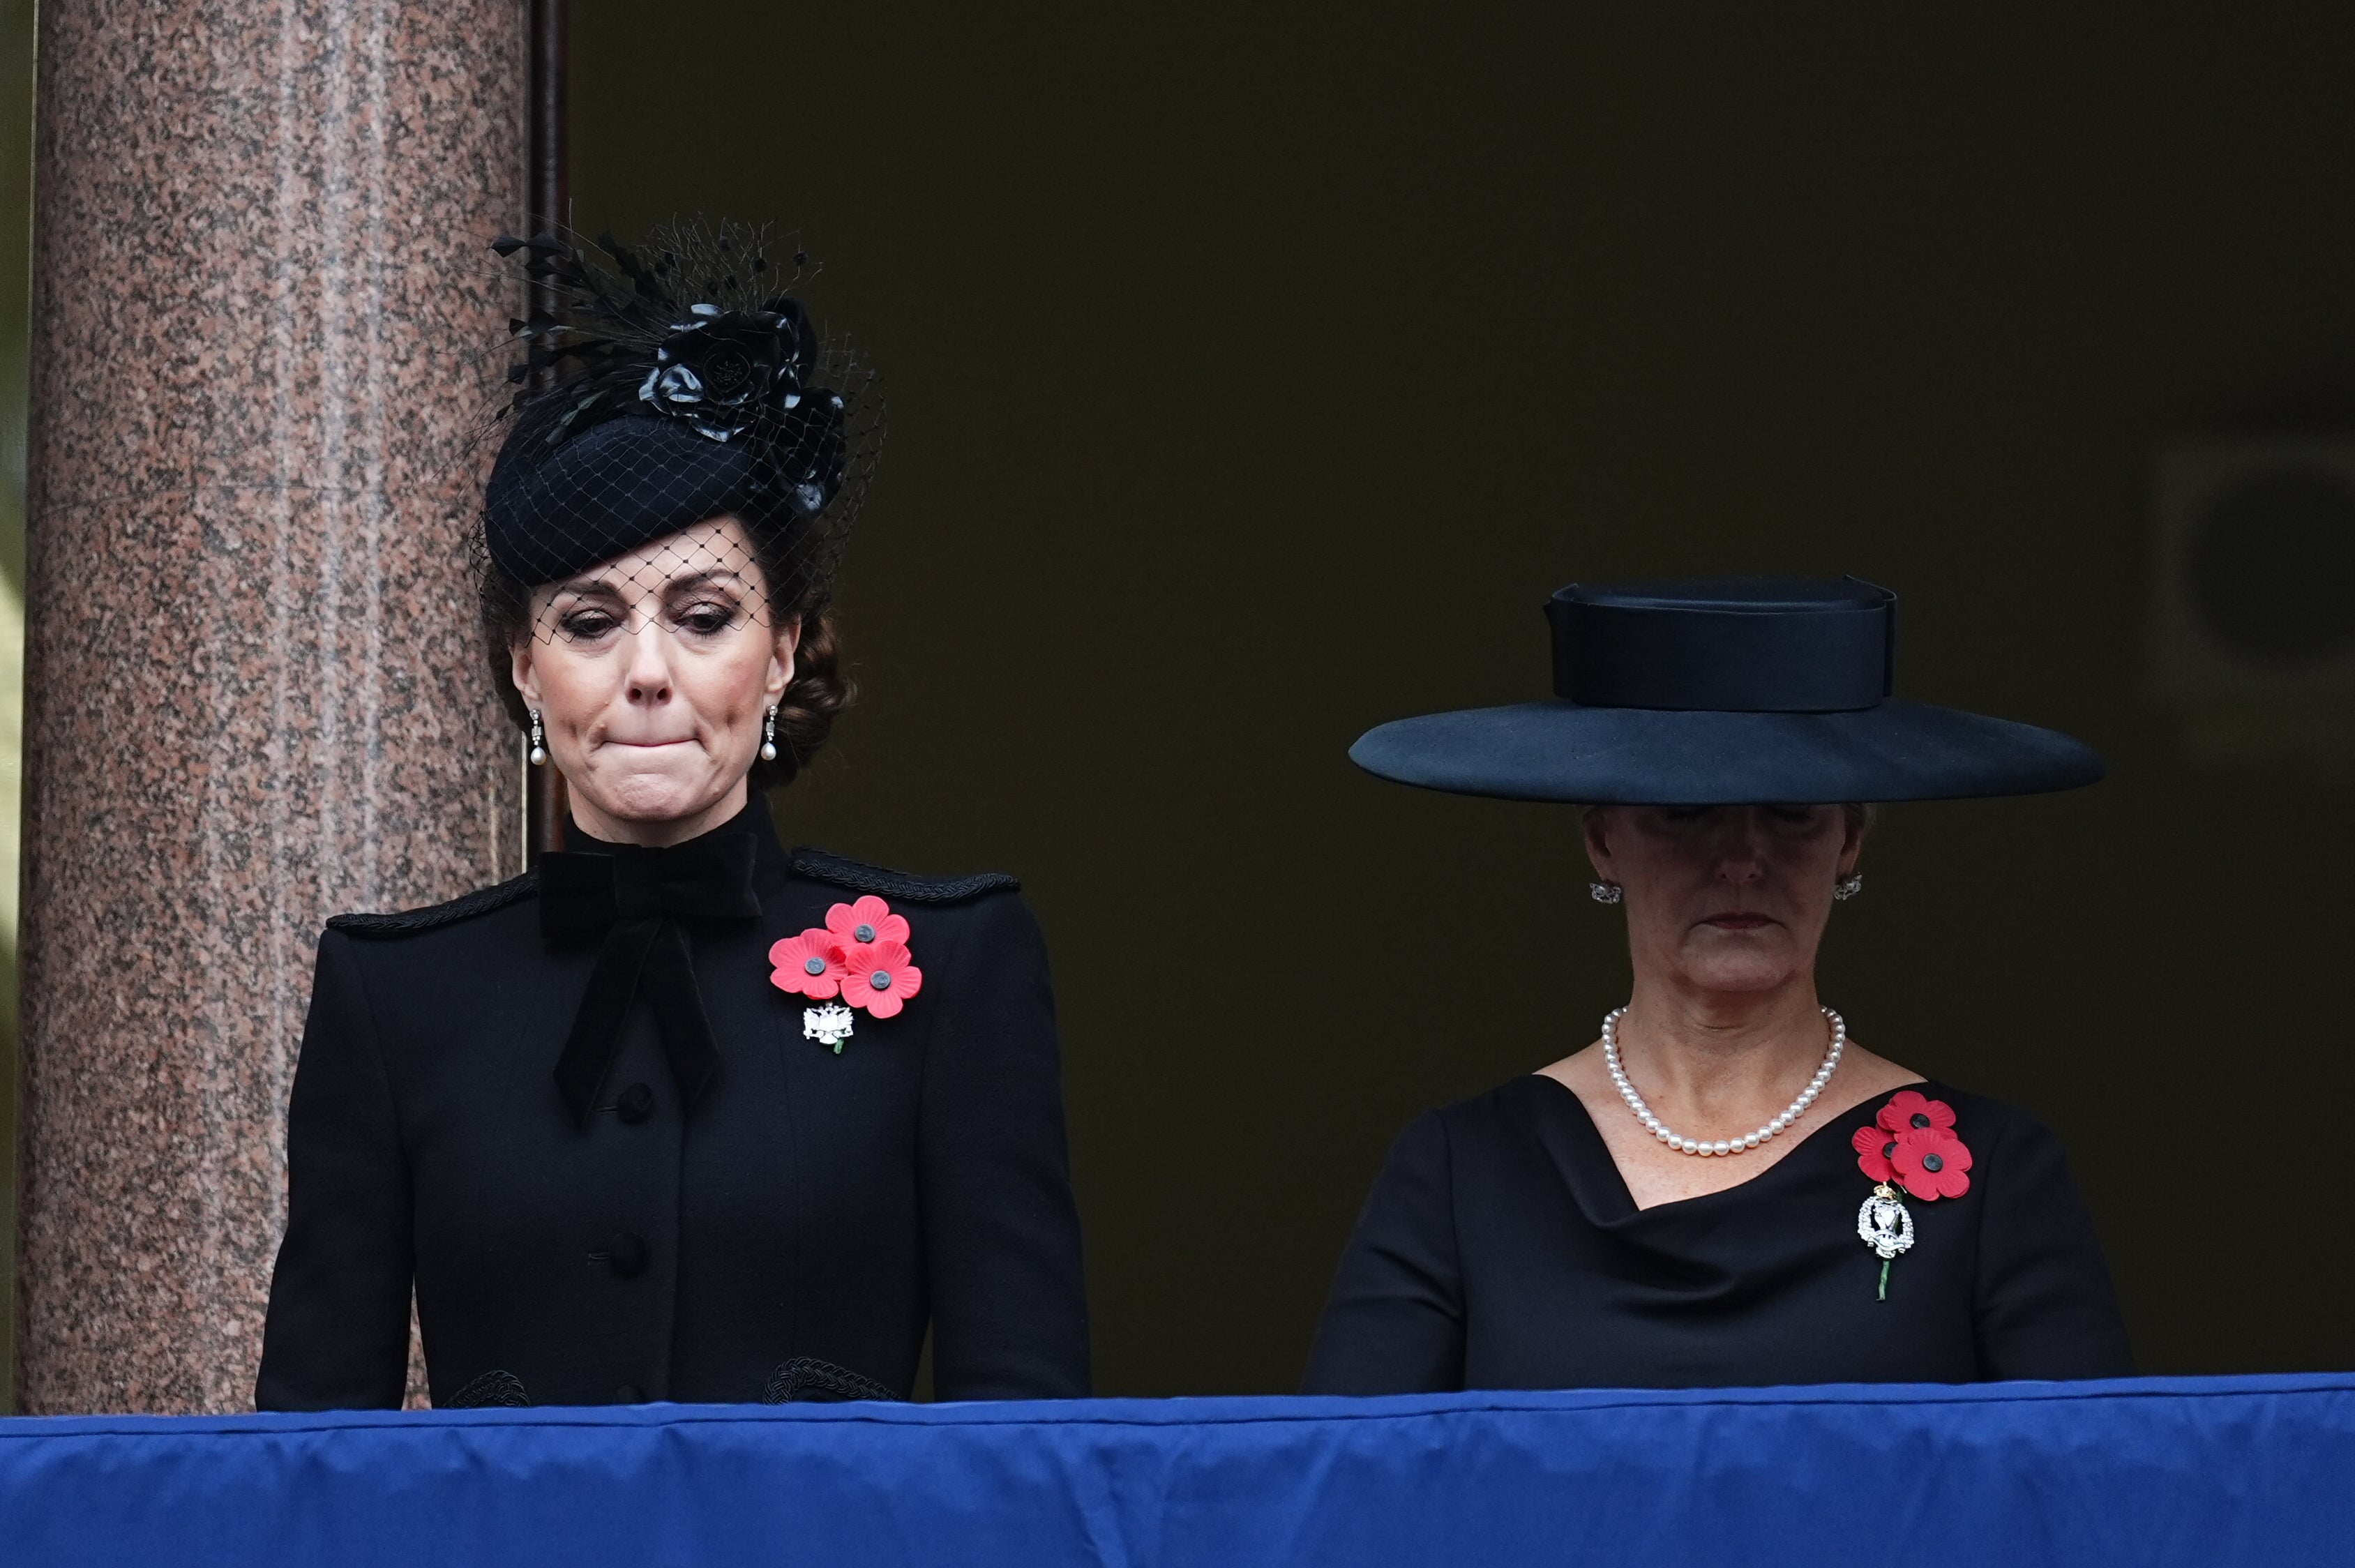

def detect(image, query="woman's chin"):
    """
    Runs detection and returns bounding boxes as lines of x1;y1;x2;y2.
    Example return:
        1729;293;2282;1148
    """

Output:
1676;956;1802;996
573;760;732;829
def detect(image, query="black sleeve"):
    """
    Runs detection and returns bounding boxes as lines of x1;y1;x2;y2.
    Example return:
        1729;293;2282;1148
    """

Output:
1972;1106;2135;1380
1301;1111;1466;1395
254;930;414;1410
918;894;1092;1399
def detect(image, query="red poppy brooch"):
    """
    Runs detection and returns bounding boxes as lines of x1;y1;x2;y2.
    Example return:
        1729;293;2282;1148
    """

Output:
767;895;924;1053
1851;1089;1972;1299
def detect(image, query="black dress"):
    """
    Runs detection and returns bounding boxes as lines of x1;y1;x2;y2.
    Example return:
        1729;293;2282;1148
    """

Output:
256;799;1089;1410
1303;1075;2130;1393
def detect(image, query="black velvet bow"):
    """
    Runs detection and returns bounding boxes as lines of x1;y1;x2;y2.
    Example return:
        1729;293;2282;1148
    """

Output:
540;831;762;1126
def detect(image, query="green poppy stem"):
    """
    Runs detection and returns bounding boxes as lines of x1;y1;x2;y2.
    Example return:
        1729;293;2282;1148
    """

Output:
1877;1258;1891;1301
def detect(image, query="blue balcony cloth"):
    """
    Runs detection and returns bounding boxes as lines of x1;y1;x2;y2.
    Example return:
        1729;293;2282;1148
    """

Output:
3;1375;2350;1567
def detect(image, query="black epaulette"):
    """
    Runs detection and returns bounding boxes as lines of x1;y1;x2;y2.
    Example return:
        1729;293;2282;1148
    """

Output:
326;871;539;937
790;847;1020;905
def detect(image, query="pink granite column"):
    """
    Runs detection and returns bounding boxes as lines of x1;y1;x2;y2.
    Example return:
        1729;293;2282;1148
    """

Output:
14;0;527;1412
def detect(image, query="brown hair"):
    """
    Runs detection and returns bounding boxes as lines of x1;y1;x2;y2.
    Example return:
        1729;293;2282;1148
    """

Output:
478;519;855;790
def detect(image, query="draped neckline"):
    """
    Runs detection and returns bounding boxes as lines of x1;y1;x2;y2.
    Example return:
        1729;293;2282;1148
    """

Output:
1522;1071;1934;1225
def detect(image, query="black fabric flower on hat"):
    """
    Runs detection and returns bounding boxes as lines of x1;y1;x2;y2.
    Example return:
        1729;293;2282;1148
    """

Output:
481;218;880;589
638;301;812;442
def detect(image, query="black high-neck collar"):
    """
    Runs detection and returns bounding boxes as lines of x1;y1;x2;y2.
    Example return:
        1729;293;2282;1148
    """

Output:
561;792;774;855
559;790;790;891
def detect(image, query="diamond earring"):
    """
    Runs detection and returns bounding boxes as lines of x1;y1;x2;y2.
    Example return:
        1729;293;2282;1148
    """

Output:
1833;871;1864;900
760;705;778;763
527;709;547;767
1589;880;1623;905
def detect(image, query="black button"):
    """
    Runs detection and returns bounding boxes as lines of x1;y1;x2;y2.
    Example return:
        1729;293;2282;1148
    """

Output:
1921;1152;1944;1173
608;1231;649;1277
614;1384;644;1403
615;1083;655;1124
1910;1112;1932;1129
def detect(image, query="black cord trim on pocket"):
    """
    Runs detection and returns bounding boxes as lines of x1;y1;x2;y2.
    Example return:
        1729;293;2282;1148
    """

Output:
763;1357;903;1403
440;1369;531;1409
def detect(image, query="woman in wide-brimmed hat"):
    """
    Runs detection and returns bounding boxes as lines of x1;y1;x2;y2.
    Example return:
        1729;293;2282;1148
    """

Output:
1304;578;2131;1393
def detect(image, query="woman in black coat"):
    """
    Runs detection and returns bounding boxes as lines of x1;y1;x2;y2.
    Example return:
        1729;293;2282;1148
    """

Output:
257;223;1088;1410
1304;578;2131;1394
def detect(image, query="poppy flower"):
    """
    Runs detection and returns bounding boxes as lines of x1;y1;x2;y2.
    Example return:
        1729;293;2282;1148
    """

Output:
825;895;910;950
1853;1124;1901;1185
1876;1090;1956;1138
769;929;847;1000
841;939;923;1019
1891;1125;1973;1201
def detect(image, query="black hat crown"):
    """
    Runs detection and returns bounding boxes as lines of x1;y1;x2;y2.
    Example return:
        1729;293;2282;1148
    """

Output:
1547;578;1898;713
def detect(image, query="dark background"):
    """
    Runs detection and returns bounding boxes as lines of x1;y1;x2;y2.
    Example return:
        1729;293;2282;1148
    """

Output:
566;3;2355;1394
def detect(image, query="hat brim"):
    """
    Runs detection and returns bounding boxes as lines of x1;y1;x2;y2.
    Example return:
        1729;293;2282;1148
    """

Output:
1348;699;2103;805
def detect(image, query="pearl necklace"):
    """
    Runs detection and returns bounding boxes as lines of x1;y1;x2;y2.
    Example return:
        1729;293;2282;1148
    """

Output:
1602;1005;1845;1157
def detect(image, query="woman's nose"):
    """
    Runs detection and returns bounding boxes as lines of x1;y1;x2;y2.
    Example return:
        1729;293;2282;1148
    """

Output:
1715;853;1764;883
1712;809;1768;882
622;627;675;704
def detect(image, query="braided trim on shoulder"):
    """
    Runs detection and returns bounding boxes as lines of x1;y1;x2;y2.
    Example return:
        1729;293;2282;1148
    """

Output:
789;847;1018;904
327;870;539;937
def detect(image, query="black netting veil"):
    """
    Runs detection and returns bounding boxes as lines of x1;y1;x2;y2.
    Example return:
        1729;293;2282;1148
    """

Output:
479;218;882;652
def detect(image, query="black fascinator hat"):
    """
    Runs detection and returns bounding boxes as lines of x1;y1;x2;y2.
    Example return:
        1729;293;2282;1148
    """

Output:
1350;578;2102;804
481;218;880;598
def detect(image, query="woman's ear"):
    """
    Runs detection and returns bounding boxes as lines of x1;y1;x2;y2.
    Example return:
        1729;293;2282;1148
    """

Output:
1581;806;1617;882
509;641;541;711
767;616;802;700
1838;806;1872;875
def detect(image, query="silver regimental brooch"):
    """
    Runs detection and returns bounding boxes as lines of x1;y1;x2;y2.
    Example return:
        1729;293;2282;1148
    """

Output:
1857;1184;1914;1300
802;1004;855;1053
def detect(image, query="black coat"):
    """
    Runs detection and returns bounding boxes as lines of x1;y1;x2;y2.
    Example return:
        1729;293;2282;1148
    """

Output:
256;801;1090;1410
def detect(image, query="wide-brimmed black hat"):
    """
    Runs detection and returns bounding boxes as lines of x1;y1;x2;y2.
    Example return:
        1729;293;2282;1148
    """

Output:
1350;578;2102;804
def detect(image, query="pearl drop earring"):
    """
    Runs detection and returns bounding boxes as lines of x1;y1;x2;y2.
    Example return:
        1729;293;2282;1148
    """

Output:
760;704;778;763
527;709;547;767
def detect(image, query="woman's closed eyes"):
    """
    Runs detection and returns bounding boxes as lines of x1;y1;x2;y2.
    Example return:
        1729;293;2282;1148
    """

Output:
548;578;752;645
1651;804;1828;831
